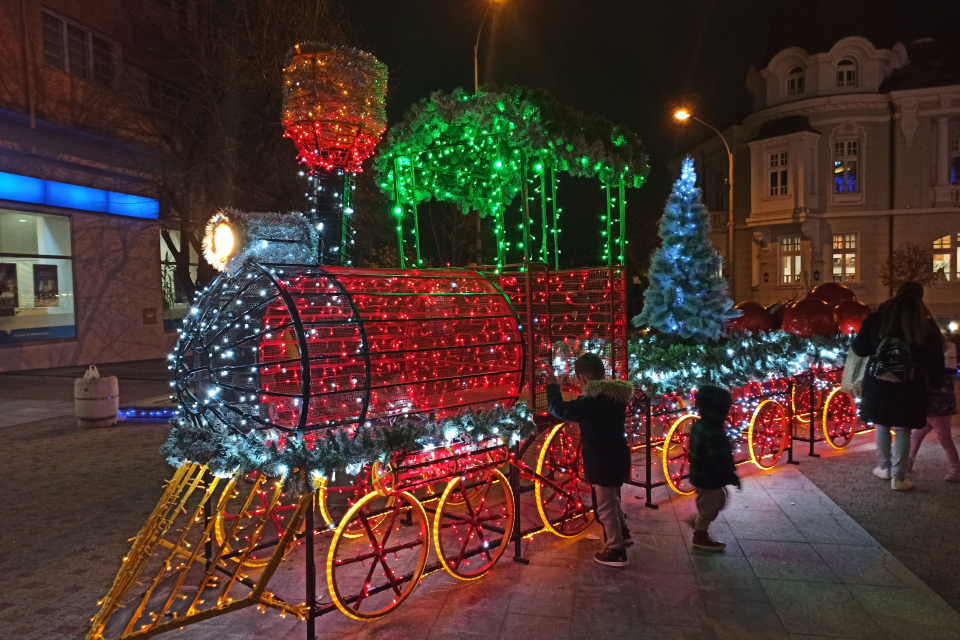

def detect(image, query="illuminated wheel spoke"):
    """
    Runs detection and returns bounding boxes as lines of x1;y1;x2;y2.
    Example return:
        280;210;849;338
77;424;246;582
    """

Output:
328;491;429;620
663;415;697;495
434;469;515;580
748;400;788;469
822;387;857;450
535;423;595;537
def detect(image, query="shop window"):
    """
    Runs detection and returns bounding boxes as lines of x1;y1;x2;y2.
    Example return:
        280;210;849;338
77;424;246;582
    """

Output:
933;235;953;281
0;210;76;343
833;141;860;193
787;68;805;95
780;236;801;285
41;12;115;88
769;152;788;197
832;233;858;282
836;59;857;88
161;231;198;331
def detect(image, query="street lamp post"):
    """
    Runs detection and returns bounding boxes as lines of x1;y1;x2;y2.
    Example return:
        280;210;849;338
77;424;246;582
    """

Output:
674;109;736;301
471;0;505;264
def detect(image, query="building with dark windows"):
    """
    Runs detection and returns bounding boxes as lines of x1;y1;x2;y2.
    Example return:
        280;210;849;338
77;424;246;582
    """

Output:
0;0;193;371
674;14;960;325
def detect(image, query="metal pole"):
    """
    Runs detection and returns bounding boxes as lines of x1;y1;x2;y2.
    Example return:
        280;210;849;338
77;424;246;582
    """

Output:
787;378;798;465
410;165;422;267
808;371;819;458
510;442;528;563
618;177;626;266
605;184;612;267
521;151;531;264
539;166;548;263
644;400;657;508
550;168;560;270
305;493;316;640
392;158;406;269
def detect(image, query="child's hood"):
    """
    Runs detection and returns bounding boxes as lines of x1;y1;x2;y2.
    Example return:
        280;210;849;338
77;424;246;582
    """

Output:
580;379;636;405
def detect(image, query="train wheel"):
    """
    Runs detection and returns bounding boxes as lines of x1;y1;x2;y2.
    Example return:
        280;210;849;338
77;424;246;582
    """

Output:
791;383;823;424
534;423;595;537
214;472;301;567
319;466;394;539
822;387;857;449
446;446;508;506
748;400;789;469
327;490;429;620
433;468;514;580
662;414;697;496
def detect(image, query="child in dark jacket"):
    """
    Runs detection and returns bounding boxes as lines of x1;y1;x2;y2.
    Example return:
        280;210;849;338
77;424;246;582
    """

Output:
546;353;635;567
688;385;739;552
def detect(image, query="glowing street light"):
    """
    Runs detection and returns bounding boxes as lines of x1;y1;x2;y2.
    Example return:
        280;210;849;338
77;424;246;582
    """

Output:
673;106;736;299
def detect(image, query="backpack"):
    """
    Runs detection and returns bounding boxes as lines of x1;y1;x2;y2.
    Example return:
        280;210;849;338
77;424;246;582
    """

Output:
867;337;914;383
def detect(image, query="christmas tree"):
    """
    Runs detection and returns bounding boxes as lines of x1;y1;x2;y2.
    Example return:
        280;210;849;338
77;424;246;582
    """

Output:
634;157;739;342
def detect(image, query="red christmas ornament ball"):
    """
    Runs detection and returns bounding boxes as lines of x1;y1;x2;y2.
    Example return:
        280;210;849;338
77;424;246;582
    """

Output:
806;282;857;308
834;300;872;334
725;301;775;334
783;298;839;337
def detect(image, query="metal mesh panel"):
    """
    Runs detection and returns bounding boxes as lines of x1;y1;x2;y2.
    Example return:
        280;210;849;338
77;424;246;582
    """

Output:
174;264;523;435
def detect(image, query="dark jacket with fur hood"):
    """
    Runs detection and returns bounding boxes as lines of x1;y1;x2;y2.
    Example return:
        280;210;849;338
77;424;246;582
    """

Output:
546;379;634;487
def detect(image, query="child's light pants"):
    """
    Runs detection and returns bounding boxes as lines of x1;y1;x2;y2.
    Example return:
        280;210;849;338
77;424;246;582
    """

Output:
594;485;626;550
694;487;727;531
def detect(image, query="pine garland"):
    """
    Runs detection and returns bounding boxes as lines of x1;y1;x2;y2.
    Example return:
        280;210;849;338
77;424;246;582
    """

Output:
161;403;536;494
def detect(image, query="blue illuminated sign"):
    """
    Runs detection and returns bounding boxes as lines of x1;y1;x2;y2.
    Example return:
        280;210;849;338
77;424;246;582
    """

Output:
0;171;159;219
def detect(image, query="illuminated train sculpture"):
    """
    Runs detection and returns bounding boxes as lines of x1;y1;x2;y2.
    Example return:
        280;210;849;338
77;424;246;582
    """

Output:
87;213;857;639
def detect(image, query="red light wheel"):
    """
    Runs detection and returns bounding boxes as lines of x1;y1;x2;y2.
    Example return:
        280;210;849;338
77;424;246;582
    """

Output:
791;383;823;423
662;414;697;495
534;423;595;537
433;468;514;580
748;399;789;469
822;387;857;449
446;445;509;506
326;490;429;620
214;472;302;567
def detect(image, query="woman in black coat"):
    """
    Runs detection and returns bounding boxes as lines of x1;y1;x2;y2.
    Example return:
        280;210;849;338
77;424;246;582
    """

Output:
852;282;944;490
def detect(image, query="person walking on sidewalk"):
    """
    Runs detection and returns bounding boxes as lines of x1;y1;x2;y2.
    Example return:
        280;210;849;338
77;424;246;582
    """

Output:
546;353;635;567
688;385;740;552
852;281;945;491
908;341;960;482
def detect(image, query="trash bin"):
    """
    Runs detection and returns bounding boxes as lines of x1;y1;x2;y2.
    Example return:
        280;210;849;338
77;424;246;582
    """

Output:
75;365;119;428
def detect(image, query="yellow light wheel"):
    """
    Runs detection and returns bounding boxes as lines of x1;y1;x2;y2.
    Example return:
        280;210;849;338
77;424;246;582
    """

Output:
821;387;857;450
662;414;697;496
213;472;301;567
748;399;789;469
433;468;514;580
326;490;429;620
534;423;595;537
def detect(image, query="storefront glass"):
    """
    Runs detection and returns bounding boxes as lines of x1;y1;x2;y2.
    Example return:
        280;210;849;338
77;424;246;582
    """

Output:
0;209;76;342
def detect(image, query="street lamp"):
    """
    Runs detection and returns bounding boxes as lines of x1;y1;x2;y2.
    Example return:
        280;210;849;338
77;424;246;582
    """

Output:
674;108;736;300
475;0;506;94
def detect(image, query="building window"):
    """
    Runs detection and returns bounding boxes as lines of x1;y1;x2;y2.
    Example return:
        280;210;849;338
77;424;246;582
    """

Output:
161;231;199;331
41;12;115;87
832;233;858;282
0;210;76;343
787;67;805;95
147;76;188;113
933;235;953;281
769;152;788;196
833;141;859;193
836;59;857;88
951;137;960;185
781;236;801;285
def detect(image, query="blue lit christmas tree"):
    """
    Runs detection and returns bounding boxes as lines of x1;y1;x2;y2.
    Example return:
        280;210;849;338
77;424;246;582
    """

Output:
634;157;738;342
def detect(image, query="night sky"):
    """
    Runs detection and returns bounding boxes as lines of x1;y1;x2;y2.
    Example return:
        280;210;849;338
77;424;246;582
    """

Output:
343;0;959;272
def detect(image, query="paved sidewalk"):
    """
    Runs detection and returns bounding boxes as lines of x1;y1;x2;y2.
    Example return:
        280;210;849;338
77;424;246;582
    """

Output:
4;406;960;640
797;425;960;614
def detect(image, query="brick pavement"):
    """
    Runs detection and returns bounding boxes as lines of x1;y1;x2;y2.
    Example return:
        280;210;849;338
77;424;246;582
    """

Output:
796;423;960;614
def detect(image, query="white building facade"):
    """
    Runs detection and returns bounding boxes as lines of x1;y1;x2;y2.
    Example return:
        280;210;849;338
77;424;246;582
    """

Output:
678;36;960;324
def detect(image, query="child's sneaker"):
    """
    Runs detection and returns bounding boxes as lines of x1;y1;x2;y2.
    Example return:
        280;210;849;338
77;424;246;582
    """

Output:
946;468;960;483
890;477;914;491
622;526;634;548
872;466;891;480
692;530;726;552
594;548;628;567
